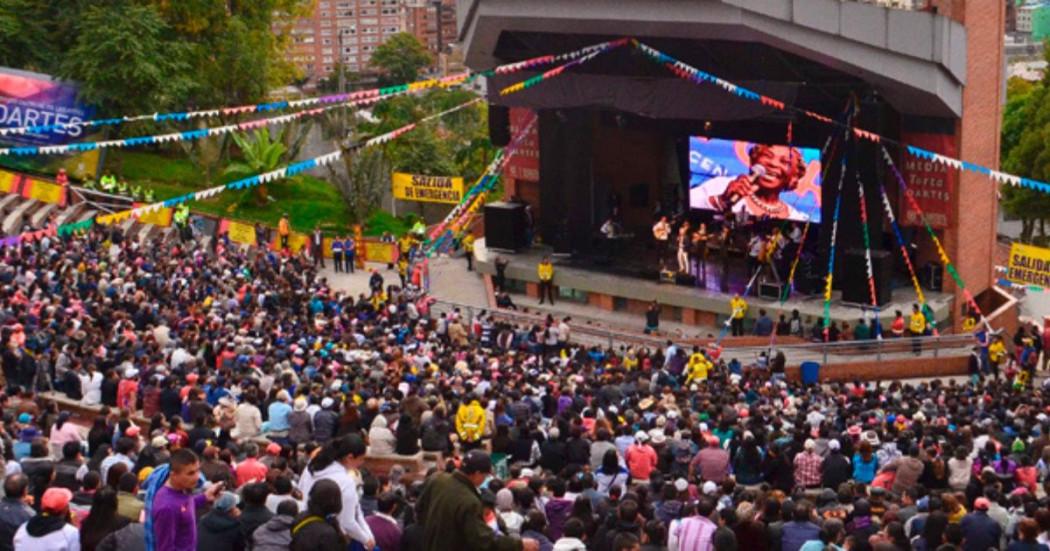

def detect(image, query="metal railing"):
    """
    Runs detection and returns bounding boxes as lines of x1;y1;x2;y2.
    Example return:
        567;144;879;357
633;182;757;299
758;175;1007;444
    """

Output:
430;298;977;365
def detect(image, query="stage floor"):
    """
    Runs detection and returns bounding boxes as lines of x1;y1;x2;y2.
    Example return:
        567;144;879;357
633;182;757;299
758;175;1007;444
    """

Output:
473;238;954;329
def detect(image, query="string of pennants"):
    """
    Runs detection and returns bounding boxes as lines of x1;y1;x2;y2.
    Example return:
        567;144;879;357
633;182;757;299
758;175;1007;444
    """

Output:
994;266;1047;293
0;39;616;139
0;75;474;157
0;99;482;245
424;116;538;257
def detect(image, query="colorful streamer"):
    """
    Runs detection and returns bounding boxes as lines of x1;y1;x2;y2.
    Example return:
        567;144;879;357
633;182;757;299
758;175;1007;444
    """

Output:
821;147;850;340
882;146;986;324
856;171;878;308
632;40;1050;196
84;99;480;230
1;38;614;139
878;180;926;306
499;38;629;96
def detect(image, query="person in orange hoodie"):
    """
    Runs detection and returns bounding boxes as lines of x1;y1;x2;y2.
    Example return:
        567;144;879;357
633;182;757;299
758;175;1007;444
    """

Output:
278;213;291;252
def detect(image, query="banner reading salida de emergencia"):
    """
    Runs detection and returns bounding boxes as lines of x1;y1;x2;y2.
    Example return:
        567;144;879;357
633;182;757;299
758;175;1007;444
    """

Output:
1007;242;1050;287
392;172;463;204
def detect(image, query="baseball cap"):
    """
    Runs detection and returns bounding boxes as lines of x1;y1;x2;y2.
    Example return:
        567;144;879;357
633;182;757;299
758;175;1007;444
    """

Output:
41;487;73;513
674;478;689;492
634;431;649;443
214;492;239;512
702;481;718;495
827;439;841;451
974;497;990;510
266;442;282;455
462;450;493;475
16;413;31;424
151;435;169;448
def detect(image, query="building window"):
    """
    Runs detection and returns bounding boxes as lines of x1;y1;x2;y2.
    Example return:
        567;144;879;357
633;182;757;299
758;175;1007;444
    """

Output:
319;1;330;7
344;46;358;53
323;56;333;63
320;11;329;17
321;19;331;26
363;26;377;34
322;48;333;54
363;35;377;43
361;17;378;25
321;29;333;35
384;26;398;34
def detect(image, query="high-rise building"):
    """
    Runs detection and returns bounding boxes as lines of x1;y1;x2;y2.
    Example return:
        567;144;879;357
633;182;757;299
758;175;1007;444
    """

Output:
285;0;456;87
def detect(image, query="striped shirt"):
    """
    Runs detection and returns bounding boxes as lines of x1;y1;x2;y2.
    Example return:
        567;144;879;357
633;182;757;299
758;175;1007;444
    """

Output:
670;514;717;551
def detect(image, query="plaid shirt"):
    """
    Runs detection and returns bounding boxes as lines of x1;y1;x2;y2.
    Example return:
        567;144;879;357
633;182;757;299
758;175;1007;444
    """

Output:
793;451;824;488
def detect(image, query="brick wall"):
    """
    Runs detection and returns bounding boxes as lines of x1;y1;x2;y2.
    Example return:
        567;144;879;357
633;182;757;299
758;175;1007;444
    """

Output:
944;0;1004;330
786;355;969;382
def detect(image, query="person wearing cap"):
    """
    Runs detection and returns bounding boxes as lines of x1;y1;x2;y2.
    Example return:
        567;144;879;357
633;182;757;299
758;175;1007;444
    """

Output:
196;491;244;551
416;450;539;551
959;496;1000;551
12;487;78;551
312;398;339;444
820;439;850;491
625;431;658;483
117;367;139;413
793;439;824;490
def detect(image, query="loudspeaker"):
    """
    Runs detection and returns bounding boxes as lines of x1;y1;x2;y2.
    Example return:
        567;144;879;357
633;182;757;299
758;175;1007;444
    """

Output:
759;282;783;300
488;105;511;147
841;249;893;306
923;262;943;292
484;201;527;251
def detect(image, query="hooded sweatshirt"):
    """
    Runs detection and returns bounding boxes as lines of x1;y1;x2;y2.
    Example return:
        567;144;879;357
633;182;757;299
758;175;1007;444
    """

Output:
252;514;295;551
13;514;79;551
544;497;574;541
297;463;373;546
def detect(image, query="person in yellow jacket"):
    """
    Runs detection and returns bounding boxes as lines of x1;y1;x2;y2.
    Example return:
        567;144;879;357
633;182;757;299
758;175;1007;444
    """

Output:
537;256;555;305
278;213;291;252
685;346;712;384
908;303;926;355
729;294;748;337
455;395;486;450
462;233;475;271
988;335;1006;380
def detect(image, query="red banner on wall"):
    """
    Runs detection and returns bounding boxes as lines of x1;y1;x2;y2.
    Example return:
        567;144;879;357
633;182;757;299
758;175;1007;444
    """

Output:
900;132;956;229
504;107;539;182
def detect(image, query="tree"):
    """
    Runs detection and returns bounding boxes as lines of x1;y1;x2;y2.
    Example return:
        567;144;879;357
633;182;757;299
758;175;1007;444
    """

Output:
1001;44;1050;245
370;32;432;86
333;147;391;224
225;128;289;206
0;0;54;72
57;2;195;116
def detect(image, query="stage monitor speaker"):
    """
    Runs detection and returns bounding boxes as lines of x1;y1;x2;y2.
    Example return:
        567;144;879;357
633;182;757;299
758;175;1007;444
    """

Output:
484;201;527;251
488;105;511;147
759;282;783;300
841;249;893;306
923;262;943;292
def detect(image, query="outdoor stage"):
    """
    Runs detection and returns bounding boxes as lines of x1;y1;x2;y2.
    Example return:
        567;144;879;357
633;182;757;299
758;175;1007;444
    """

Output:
473;237;953;332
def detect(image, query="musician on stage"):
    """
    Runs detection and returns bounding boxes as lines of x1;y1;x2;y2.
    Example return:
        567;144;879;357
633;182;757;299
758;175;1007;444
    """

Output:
652;216;671;247
676;221;691;274
691;223;709;287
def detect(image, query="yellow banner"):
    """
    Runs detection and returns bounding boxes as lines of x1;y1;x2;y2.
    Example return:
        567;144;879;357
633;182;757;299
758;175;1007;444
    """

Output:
136;204;173;227
1007;242;1050;288
271;231;308;253
0;171;19;193
363;240;397;264
392;172;464;204
23;178;65;205
224;219;256;246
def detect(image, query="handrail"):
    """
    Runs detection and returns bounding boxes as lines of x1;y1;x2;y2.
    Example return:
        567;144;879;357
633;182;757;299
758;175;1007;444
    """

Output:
431;298;977;365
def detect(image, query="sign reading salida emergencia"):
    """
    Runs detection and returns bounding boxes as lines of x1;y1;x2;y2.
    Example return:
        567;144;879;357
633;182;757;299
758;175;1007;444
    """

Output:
1007;242;1050;288
392;172;464;204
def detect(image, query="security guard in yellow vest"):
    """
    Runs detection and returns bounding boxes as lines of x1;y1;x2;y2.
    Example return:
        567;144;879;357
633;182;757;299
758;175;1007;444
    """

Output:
908;303;926;355
537;256;555;305
462;233;475;272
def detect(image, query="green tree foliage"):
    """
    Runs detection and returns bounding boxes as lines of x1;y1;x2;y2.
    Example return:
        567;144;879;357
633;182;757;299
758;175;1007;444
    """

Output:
370;32;433;86
0;0;54;71
57;2;195;117
1001;45;1050;245
332;147;391;224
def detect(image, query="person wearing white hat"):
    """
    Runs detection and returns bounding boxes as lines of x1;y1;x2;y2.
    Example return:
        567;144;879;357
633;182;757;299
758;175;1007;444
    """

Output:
793;439;824;489
625;431;657;483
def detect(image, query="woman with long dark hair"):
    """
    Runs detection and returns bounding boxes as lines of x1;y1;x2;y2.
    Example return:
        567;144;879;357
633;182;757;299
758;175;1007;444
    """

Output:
296;435;374;550
732;433;764;485
79;488;129;551
594;449;627;497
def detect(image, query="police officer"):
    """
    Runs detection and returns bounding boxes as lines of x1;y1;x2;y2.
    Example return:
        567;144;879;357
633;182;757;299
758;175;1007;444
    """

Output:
345;235;356;274
331;235;344;273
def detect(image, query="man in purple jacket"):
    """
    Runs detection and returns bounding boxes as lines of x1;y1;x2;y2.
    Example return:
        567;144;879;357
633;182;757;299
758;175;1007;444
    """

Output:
151;449;224;551
365;492;403;551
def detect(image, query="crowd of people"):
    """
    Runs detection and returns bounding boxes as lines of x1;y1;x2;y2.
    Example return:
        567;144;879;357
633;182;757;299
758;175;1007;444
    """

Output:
0;223;1049;551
